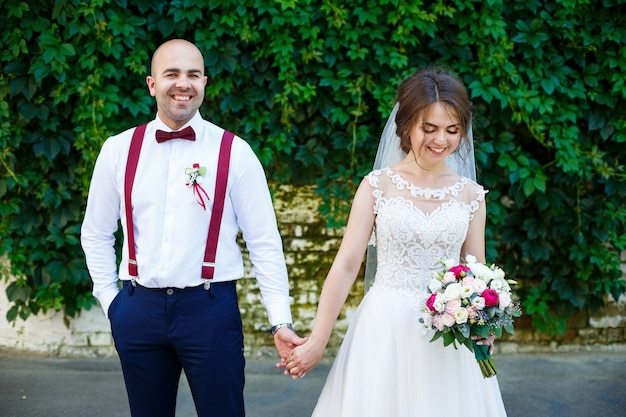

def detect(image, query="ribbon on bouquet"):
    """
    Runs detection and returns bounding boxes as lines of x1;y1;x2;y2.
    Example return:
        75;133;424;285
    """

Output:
472;340;497;378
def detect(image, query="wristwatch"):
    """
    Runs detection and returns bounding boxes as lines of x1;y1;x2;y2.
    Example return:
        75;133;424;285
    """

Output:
271;323;293;334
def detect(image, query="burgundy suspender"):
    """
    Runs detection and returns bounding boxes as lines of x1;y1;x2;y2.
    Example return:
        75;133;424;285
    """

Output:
124;124;147;277
202;130;234;279
124;125;234;281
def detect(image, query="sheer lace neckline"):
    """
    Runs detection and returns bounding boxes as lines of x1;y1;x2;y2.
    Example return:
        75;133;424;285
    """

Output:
380;167;469;200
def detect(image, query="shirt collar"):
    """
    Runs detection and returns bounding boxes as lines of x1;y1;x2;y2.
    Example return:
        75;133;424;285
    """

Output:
154;111;203;133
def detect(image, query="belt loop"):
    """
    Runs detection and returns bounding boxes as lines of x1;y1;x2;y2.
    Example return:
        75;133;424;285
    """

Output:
204;279;215;300
128;278;136;296
204;281;215;299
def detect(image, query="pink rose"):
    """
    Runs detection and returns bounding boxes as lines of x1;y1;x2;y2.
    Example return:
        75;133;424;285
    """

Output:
445;298;462;314
442;313;456;328
433;314;445;331
482;288;499;307
426;293;438;312
449;264;470;279
442;272;456;284
472;279;487;293
462;276;475;286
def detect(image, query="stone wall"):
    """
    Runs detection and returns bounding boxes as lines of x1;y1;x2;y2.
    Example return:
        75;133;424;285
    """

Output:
1;185;625;358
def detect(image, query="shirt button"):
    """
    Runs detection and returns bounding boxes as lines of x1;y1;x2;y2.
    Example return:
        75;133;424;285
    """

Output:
166;289;174;295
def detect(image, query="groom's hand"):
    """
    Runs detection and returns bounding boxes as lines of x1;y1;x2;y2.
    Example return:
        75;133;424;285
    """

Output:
274;328;308;369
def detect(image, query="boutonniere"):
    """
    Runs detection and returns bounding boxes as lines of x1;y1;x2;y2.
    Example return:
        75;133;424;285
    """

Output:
185;163;210;210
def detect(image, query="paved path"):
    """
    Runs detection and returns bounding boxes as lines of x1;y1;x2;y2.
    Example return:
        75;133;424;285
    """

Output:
1;349;625;416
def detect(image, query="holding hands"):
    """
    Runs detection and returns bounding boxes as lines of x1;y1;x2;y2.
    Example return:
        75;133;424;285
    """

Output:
281;337;326;379
273;326;308;371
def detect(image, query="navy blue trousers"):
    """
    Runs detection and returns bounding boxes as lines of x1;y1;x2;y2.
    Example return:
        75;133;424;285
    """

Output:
108;281;245;417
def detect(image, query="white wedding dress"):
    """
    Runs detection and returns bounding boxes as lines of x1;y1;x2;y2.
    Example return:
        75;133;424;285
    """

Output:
311;168;507;417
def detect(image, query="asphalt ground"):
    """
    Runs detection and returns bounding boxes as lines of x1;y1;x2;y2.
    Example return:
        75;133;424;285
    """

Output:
1;349;625;417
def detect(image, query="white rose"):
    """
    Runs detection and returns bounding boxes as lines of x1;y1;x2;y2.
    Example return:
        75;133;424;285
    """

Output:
428;279;443;293
499;292;512;309
465;255;478;264
443;283;462;301
454;307;469;324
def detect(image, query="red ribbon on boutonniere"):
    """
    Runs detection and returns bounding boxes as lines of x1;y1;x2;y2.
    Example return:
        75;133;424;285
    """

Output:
185;163;210;210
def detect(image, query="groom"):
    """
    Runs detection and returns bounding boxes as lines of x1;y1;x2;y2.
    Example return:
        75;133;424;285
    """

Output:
81;39;305;417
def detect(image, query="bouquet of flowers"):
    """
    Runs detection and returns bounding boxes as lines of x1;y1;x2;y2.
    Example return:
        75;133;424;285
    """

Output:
420;255;521;378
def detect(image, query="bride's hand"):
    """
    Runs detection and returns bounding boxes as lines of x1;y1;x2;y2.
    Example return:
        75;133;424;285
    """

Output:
472;333;496;354
284;337;326;380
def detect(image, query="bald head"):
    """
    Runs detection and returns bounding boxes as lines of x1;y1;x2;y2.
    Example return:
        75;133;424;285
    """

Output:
150;39;205;77
146;39;208;130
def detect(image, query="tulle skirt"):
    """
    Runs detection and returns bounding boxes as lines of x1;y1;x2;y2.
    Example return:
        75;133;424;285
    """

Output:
311;286;507;417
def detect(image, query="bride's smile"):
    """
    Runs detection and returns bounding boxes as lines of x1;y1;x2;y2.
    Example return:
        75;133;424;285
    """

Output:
409;102;462;167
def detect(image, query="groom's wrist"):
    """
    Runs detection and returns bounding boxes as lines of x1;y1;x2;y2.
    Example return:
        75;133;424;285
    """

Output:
271;323;293;334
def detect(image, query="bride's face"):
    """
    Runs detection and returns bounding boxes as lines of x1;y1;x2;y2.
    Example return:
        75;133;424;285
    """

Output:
409;102;462;165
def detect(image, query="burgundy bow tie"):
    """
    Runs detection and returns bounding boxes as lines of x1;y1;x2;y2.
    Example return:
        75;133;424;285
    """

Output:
155;126;196;143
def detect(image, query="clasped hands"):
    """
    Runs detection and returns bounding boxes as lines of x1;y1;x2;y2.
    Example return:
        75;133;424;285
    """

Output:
275;331;324;380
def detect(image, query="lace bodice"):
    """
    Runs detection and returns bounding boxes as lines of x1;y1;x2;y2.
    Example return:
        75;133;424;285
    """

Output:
367;168;487;300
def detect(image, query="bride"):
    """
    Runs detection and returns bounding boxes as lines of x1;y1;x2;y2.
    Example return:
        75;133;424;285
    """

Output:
282;67;508;416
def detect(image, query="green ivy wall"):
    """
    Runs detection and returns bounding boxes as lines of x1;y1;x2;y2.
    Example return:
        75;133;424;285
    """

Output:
1;0;625;337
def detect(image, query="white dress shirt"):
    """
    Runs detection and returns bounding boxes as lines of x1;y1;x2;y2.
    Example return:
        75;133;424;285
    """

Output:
81;111;292;325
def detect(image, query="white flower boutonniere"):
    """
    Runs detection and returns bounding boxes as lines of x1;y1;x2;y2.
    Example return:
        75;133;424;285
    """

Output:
185;163;209;210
